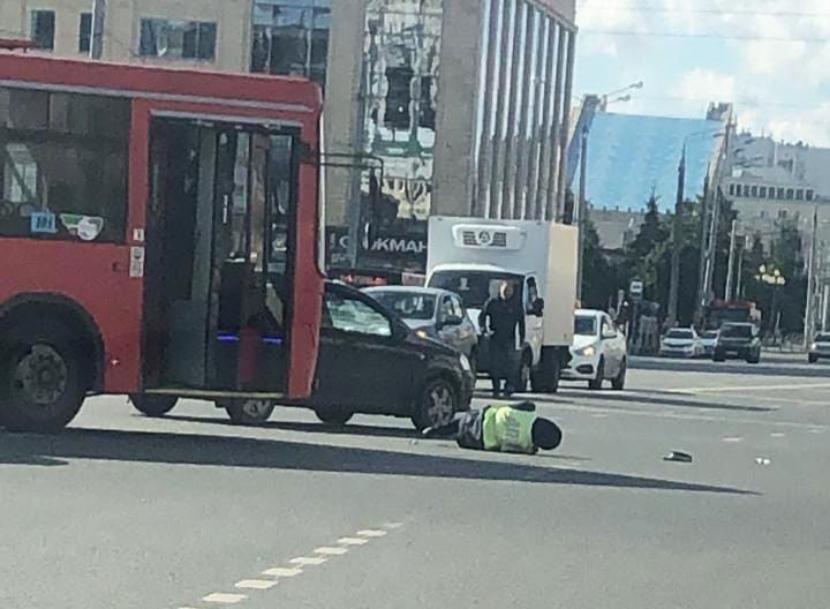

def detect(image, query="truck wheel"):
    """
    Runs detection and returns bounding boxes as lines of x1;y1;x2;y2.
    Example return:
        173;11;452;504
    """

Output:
611;358;627;391
809;354;818;364
0;318;87;433
130;395;178;417
314;406;353;426
588;358;605;390
412;377;457;431
713;350;726;363
224;399;275;425
531;351;560;393
513;352;532;394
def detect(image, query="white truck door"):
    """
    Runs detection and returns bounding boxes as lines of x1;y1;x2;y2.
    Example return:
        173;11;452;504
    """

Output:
525;275;544;366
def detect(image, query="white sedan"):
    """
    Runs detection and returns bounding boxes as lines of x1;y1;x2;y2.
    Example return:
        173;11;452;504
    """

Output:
561;309;628;390
660;328;702;358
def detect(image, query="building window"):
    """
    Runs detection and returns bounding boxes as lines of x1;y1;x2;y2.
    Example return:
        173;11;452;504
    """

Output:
778;209;788;220
79;13;93;53
796;189;804;201
728;183;735;196
139;19;217;61
786;188;794;200
251;0;331;85
806;190;814;201
750;185;758;197
30;10;55;50
0;87;130;243
777;187;785;199
759;186;767;198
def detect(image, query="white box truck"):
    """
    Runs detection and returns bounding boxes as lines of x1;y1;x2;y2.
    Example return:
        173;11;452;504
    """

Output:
425;217;578;393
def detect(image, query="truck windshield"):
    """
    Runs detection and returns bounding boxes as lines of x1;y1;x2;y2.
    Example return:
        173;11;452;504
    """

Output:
721;324;752;338
428;271;523;309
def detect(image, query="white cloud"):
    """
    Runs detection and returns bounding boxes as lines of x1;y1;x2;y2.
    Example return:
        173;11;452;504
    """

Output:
675;68;737;103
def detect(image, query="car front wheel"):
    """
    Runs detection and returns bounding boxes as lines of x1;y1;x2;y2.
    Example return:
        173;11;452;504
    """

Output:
588;357;605;390
809;354;818;364
611;358;627;391
412;377;458;431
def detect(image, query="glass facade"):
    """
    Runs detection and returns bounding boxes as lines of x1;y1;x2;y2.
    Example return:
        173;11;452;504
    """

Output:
361;0;443;222
473;0;574;221
251;0;331;85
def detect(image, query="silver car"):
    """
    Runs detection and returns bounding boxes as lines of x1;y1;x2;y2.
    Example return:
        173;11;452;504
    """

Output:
364;286;479;366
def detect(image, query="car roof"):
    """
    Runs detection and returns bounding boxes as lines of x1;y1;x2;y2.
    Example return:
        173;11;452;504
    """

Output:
363;286;450;297
429;263;532;276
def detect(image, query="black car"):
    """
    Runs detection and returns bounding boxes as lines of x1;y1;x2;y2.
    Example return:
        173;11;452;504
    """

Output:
306;281;475;430
713;323;761;363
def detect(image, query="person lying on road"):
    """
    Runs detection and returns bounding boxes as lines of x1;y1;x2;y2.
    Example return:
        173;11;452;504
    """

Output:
424;401;562;454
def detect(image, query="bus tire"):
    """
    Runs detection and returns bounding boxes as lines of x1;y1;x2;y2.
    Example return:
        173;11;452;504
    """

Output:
130;395;178;417
314;406;353;426
0;317;86;433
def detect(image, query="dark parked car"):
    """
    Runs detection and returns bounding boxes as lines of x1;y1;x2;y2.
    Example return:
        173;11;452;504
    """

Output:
306;281;475;430
713;323;761;363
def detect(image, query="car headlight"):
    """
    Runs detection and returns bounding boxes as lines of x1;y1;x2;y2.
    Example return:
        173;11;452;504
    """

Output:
811;342;818;351
459;354;472;372
575;344;597;357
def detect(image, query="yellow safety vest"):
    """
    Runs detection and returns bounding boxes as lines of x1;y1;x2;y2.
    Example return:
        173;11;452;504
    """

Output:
482;405;536;454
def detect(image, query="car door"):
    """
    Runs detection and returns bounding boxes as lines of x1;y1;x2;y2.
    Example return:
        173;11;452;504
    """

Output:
600;315;621;376
451;294;478;357
436;294;462;350
317;285;419;413
524;275;544;365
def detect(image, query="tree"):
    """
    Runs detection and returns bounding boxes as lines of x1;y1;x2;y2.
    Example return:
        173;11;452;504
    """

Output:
624;195;670;299
580;215;620;309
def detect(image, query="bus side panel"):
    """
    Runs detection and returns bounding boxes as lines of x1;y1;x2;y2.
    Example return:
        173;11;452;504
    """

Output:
0;241;144;392
288;117;324;399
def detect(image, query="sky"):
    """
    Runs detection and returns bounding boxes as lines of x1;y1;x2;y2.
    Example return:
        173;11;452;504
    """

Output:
573;0;830;147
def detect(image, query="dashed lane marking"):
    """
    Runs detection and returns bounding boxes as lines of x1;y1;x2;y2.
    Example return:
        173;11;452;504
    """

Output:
314;546;349;556
722;436;743;443
235;579;277;590
338;537;369;546
289;556;328;566
671;382;830;394
262;567;303;578
771;432;787;438
383;522;404;529
202;593;248;604
357;529;388;538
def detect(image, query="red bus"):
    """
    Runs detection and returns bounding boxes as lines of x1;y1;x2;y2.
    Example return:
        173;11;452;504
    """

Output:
0;52;325;431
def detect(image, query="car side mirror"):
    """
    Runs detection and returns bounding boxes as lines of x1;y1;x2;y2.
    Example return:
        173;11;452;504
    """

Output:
531;298;544;317
602;329;618;340
438;315;463;329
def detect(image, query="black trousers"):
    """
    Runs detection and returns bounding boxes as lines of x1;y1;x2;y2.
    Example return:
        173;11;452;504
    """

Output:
489;342;514;394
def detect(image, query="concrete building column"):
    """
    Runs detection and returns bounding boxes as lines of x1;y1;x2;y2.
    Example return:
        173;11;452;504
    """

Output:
488;0;514;219
431;0;484;218
323;0;367;227
472;0;501;218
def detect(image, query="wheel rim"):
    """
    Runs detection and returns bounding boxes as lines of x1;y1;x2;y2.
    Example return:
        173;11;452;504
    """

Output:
241;399;272;419
12;344;68;406
426;384;455;426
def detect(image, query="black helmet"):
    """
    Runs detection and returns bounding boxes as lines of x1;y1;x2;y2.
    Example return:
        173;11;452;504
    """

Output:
531;418;562;451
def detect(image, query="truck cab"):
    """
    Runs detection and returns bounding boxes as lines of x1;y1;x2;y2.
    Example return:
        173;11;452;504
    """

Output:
425;217;577;393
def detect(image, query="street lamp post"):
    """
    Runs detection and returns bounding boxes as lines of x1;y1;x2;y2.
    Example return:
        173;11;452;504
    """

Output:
757;264;787;342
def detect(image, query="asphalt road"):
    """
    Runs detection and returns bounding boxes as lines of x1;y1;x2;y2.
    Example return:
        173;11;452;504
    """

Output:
2;356;829;609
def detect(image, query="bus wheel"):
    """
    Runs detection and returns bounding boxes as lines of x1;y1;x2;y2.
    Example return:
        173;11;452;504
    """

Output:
224;399;275;425
314;406;353;426
0;319;86;433
130;395;178;418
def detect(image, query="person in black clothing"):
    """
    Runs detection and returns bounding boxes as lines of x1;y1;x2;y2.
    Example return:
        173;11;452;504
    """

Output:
479;280;525;397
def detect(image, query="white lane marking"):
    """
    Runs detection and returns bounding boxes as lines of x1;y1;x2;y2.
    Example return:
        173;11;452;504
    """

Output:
202;593;248;604
235;579;277;590
672;382;830;394
592;413;609;418
289;556;327;566
770;432;787;438
338;537;369;546
357;529;388;538
314;546;348;556
722;436;743;443
262;567;303;578
383;522;404;529
809;428;824;434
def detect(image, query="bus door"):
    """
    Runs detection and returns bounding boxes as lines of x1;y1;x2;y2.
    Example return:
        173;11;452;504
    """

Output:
146;119;297;395
210;128;296;392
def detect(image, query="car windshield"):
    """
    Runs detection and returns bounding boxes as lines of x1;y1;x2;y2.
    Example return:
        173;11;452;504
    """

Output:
368;291;436;321
575;315;598;336
721;324;753;338
666;329;694;340
428;271;522;309
703;331;719;339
